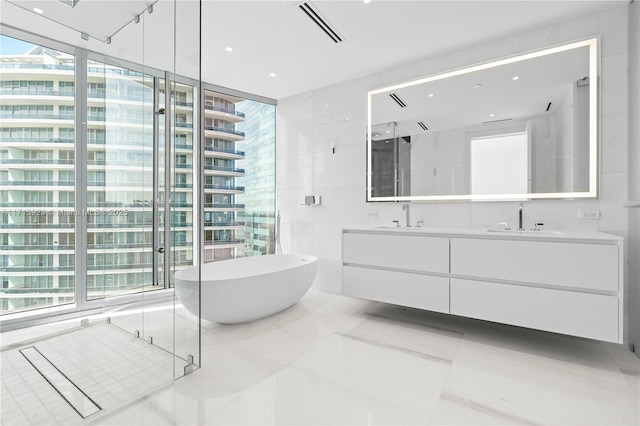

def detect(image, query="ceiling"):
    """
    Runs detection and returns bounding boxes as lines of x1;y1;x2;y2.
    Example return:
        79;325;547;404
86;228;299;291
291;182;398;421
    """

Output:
0;0;627;100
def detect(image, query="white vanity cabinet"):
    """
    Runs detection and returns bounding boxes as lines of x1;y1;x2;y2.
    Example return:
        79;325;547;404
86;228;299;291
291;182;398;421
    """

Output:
342;232;450;313
342;228;624;343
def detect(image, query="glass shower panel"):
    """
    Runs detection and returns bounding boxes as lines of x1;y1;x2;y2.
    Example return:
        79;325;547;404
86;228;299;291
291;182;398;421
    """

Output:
1;0;200;421
85;60;158;302
172;0;201;373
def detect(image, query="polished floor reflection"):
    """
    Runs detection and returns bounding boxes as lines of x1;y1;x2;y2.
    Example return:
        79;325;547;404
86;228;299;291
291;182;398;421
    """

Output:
93;291;640;425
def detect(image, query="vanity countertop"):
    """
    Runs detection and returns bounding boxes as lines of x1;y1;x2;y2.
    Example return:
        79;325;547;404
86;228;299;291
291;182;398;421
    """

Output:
342;226;623;242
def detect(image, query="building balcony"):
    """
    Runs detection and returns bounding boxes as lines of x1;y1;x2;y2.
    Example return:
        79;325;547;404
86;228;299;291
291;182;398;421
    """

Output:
203;104;245;122
0;113;74;121
174;143;193;151
203;184;244;194
0;180;74;187
203;203;245;211
86;222;192;229
0;63;74;72
85;241;191;250
87;139;152;148
87;202;127;208
1;223;74;229
87;66;146;78
203;126;245;141
87;91;153;103
175;100;194;108
2;159;74;166
203;146;245;160
87;116;156;126
203;221;245;229
0;89;74;97
203;239;245;248
0;202;74;208
175;122;193;130
0;137;74;145
203;165;245;177
0;245;74;251
1;266;74;272
1;288;75;296
87;263;153;271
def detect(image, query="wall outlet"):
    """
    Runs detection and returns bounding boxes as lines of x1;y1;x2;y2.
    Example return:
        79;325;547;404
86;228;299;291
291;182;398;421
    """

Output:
579;209;600;219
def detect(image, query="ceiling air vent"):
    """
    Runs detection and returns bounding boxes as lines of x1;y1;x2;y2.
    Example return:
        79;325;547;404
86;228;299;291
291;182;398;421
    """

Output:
299;2;343;43
58;0;79;8
389;93;407;108
418;121;428;131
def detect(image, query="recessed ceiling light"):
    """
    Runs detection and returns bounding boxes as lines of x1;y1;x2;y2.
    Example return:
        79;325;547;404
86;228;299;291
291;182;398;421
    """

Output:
489;113;495;117
428;93;434;97
345;117;350;121
33;7;44;14
325;104;330;108
473;83;482;89
386;130;391;133
269;72;276;77
363;0;372;3
512;76;520;81
225;46;233;52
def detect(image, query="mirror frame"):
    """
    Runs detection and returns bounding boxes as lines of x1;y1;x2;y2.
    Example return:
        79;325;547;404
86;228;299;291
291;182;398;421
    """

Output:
366;37;600;202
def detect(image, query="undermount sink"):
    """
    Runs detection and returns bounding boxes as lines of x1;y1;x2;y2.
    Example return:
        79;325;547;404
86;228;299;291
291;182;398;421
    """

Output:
487;228;563;235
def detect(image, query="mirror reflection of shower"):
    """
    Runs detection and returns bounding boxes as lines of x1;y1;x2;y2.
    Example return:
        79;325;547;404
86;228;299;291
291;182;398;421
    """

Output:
371;121;411;197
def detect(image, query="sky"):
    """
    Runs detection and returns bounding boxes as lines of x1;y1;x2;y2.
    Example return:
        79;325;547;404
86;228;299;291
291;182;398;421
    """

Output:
0;35;36;55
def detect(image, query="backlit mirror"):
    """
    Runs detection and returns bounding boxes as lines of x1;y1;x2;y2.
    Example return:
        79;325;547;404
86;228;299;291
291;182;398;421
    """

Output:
367;38;599;202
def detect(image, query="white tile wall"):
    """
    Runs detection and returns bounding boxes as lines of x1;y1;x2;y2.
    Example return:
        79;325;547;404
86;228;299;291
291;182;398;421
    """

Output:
626;2;640;349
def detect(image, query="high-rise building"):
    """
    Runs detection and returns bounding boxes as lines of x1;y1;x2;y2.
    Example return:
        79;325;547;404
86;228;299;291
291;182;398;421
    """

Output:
202;91;246;262
202;90;277;261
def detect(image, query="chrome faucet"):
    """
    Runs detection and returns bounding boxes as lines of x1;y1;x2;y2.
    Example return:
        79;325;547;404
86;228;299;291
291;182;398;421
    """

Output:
517;203;524;230
402;204;411;227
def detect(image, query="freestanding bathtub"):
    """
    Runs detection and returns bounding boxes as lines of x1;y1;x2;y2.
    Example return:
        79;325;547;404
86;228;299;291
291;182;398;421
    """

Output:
175;254;318;324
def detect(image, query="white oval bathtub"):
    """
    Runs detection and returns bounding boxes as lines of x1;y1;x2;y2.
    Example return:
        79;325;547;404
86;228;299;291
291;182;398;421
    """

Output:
174;254;318;324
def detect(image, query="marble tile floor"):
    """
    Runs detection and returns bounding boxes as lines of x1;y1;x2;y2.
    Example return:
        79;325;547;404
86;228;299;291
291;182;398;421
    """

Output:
95;291;640;425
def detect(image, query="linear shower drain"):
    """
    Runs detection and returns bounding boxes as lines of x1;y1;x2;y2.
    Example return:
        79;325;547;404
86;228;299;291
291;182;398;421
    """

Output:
20;346;101;418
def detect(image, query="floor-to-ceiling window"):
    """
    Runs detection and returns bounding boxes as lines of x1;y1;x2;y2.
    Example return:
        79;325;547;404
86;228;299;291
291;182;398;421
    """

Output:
0;34;198;315
0;35;77;314
1;33;274;319
202;89;275;262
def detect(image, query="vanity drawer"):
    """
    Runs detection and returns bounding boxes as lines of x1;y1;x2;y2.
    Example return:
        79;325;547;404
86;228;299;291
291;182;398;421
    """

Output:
343;266;450;314
450;238;619;292
343;232;449;273
450;278;619;342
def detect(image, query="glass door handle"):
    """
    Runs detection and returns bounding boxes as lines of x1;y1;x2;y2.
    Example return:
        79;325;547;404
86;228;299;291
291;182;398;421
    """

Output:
157;247;165;254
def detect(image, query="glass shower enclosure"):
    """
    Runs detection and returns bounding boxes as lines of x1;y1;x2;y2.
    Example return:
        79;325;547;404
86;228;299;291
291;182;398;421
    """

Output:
0;1;201;423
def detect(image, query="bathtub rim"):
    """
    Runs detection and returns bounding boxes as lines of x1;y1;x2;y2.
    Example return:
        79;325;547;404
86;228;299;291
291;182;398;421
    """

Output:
174;253;318;282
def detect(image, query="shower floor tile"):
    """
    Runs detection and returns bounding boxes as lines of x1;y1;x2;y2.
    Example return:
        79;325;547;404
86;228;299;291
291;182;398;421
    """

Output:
1;323;187;426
